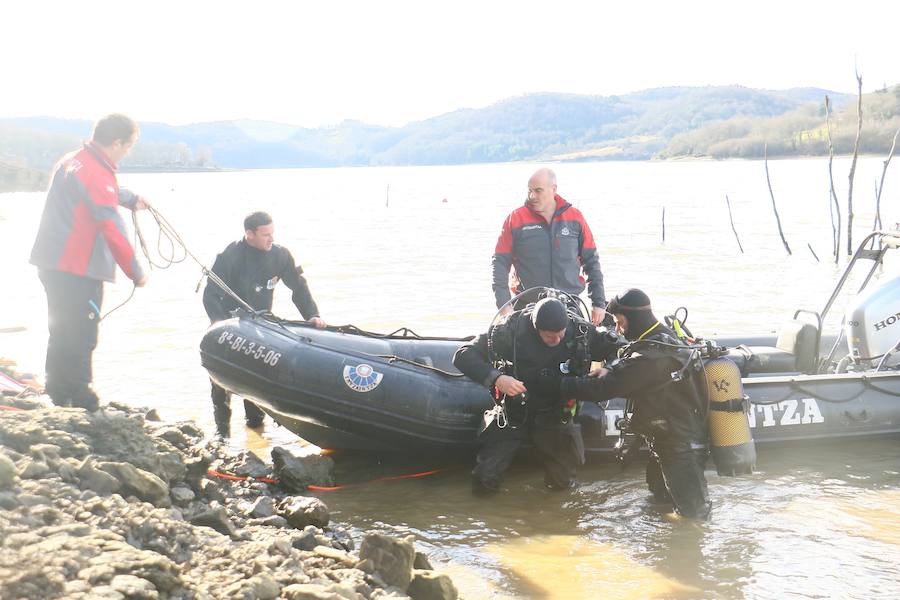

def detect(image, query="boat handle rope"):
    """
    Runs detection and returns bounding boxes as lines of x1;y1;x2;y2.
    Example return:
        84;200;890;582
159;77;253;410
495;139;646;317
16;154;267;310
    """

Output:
750;375;900;406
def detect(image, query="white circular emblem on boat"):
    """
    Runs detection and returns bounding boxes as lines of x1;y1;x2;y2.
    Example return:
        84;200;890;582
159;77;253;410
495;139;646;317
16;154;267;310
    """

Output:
343;363;383;393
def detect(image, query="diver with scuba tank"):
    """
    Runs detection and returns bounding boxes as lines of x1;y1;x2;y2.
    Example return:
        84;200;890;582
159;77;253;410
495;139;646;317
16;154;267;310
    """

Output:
453;289;623;495
544;288;716;519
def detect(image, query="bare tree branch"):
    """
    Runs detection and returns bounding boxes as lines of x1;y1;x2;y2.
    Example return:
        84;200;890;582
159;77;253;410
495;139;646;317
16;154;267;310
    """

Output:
764;143;792;255
808;243;820;262
873;128;899;233
825;95;840;262
725;194;744;253
846;70;863;254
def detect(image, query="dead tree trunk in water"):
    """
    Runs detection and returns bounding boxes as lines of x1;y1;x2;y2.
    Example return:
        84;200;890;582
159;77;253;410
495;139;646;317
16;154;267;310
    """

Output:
725;195;744;253
825;95;840;262
764;143;792;255
873;128;899;234
846;71;863;254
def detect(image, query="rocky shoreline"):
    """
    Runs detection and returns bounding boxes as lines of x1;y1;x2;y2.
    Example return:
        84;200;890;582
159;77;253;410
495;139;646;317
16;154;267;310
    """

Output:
0;396;458;600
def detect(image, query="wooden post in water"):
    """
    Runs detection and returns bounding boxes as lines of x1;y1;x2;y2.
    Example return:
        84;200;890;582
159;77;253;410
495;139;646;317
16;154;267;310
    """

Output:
725;195;744;253
764;143;792;255
661;207;665;244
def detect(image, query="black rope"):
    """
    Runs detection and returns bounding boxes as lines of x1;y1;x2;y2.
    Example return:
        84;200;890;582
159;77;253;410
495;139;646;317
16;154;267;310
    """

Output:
749;375;900;405
378;355;466;378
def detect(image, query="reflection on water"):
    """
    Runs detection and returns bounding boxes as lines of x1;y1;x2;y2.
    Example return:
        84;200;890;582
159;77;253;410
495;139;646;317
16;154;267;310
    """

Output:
486;535;699;599
2;159;900;598
783;489;900;546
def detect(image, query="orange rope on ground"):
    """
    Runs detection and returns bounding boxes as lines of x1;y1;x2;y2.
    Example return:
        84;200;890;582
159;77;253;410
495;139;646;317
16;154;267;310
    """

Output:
206;467;444;491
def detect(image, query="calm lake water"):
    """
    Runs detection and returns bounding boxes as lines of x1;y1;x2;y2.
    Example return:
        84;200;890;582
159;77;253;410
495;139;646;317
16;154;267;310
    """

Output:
2;158;899;598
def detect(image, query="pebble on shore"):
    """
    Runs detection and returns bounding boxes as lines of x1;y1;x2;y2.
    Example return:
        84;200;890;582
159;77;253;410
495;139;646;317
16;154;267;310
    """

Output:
0;396;459;600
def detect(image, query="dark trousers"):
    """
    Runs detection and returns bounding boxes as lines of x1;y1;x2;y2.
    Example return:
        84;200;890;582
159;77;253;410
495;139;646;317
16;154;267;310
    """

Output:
39;269;103;409
646;440;711;519
210;380;264;423
472;410;585;492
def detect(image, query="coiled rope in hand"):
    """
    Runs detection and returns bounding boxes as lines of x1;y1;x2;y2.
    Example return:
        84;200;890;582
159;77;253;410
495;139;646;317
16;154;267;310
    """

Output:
100;204;254;321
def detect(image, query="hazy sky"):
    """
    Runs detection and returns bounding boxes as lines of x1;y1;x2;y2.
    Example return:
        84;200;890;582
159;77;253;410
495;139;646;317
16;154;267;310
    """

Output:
3;0;897;127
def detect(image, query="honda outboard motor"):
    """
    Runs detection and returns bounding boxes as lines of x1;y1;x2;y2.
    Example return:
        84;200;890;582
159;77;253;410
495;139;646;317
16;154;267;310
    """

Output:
844;273;900;369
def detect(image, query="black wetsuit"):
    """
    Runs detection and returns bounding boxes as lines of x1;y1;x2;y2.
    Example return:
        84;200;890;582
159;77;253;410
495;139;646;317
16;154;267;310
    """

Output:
560;325;712;518
453;307;621;493
203;239;320;428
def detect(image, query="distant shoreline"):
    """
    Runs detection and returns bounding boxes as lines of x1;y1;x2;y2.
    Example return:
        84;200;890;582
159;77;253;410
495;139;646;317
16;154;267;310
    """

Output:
118;165;233;174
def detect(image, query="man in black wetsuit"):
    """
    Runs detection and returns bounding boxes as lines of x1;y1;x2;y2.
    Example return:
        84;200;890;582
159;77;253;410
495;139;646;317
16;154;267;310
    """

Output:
203;211;326;436
453;295;622;494
552;288;712;519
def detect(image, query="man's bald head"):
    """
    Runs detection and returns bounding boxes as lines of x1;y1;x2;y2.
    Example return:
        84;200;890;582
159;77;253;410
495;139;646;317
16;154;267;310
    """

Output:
526;168;559;215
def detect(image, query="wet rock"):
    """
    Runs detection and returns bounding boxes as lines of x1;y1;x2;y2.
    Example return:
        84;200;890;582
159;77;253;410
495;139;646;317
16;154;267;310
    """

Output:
271;446;335;491
279;496;330;529
230;450;269;478
144;408;162;422
77;457;122;495
29;442;62;463
246;495;276;518
18;457;50;479
291;526;321;551
407;570;458;600
98;462;170;507
189;505;237;538
109;574;159;599
282;582;348;599
413;552;433;571
0;453;18;488
170;485;195;506
183;453;212;488
244;572;281;599
0;490;19;509
314;545;358;567
199;478;227;504
358;532;416;590
251;515;289;529
330;525;355;552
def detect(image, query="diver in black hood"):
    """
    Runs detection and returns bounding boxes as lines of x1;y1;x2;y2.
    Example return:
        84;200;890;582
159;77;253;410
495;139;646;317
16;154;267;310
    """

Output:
550;288;712;519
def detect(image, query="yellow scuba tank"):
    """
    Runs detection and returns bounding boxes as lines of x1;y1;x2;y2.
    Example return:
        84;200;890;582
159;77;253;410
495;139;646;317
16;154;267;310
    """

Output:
704;356;756;476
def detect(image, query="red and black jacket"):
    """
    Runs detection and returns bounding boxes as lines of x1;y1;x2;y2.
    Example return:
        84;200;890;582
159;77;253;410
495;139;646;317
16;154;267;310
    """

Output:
30;143;145;283
491;194;605;308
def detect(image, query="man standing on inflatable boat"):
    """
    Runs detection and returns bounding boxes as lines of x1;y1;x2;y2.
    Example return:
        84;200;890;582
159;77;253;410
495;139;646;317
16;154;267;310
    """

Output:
492;168;607;325
203;211;326;436
454;294;623;494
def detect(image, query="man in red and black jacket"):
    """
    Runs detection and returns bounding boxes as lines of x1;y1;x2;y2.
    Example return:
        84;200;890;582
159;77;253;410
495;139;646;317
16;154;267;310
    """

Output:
492;168;607;324
30;114;150;411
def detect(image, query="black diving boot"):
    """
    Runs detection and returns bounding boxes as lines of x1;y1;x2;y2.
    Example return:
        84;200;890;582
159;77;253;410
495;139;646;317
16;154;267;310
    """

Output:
244;399;264;428
70;388;100;412
214;404;232;438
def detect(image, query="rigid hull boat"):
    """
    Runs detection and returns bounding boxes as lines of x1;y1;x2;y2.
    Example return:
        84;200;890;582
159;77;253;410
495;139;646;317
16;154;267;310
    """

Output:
200;230;900;455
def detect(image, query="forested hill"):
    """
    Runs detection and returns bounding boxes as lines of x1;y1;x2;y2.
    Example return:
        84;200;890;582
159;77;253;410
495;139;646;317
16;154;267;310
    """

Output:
0;86;854;181
659;85;900;159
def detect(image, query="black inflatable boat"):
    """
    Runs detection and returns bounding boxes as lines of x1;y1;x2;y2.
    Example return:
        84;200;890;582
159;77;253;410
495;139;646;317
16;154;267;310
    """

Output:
200;230;900;455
